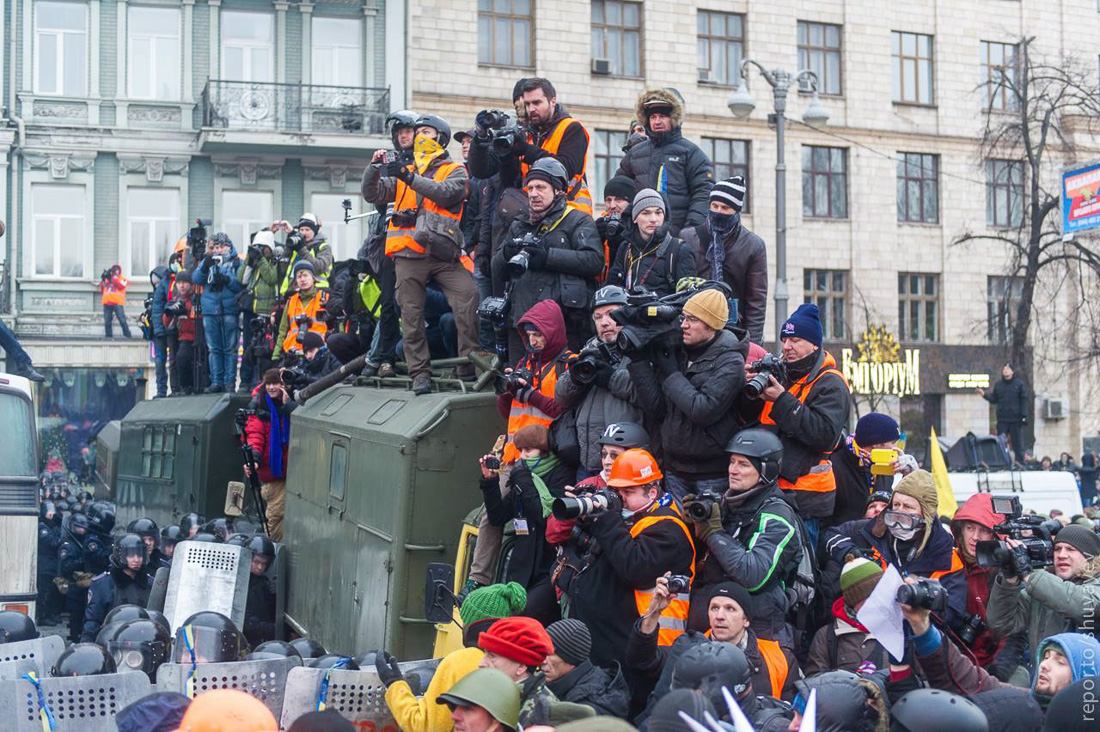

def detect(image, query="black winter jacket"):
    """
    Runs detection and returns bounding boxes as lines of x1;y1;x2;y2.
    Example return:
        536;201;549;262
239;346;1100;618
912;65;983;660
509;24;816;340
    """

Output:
681;222;768;344
81;566;153;642
630;329;748;477
546;660;631;718
983;376;1029;423
606;228;696;297
244;572;277;648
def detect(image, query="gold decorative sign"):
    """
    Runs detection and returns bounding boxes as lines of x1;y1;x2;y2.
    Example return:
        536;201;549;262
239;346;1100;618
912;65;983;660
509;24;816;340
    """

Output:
840;326;921;397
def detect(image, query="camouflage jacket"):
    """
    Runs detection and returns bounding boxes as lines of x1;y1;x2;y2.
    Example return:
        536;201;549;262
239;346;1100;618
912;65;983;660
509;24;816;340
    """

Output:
518;673;559;728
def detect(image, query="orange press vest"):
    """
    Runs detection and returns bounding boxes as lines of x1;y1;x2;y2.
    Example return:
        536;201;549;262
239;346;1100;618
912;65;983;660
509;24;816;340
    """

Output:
385;162;465;257
760;352;848;495
865;545;965;584
502;357;565;463
630;506;696;647
756;638;789;698
102;276;128;306
281;289;329;352
521;118;594;216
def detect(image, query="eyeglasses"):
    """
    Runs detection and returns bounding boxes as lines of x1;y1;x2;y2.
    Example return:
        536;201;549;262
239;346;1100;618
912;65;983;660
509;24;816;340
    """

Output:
600;450;620;460
680;314;702;325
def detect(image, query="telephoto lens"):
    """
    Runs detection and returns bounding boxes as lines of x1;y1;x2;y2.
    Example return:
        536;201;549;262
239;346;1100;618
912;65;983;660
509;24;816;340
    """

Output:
551;493;609;520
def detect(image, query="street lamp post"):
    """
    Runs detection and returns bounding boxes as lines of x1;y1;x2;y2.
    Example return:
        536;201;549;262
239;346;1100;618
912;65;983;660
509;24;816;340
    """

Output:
728;61;829;345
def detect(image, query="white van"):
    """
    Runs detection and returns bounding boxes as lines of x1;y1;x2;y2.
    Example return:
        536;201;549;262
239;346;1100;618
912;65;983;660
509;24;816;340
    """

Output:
947;470;1083;517
0;373;39;616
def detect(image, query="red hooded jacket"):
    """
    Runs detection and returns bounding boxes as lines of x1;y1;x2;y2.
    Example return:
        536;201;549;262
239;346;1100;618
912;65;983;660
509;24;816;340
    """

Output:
244;384;294;483
951;493;1006;667
495;299;570;421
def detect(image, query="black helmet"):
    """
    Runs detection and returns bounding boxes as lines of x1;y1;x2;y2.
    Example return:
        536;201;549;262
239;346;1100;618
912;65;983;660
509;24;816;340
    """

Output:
353;650;379;668
248;640;303;666
146;610;172;640
86;501;116;534
311;654;358;671
112;533;149;569
179;513;205;537
201;518;232;542
51;643;117;677
246;535;276;560
104;604;152;627
40;501;57;521
0;610;39;643
161;524;184;548
69;511;90;535
671;643;752;708
107;618;171;681
594;285;630;308
171;612;248;664
127;518;159;542
726;428;783;485
187;532;221;544
289;637;327;660
385;110;419;148
77;490;92;503
891;688;988;732
795;671;879;732
226;533;250;547
525;157;569;191
413;114;452;148
597;422;650;450
232;518;257;536
95;620;129;647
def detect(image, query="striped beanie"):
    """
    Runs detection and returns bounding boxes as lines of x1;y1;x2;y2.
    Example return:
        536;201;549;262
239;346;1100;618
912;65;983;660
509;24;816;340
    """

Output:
840;557;883;609
710;175;746;212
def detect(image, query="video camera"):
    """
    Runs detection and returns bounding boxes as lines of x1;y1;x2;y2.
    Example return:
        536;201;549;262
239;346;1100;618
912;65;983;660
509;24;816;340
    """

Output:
610;282;730;354
187;219;212;261
976;495;1061;570
571;341;619;385
744;353;788;399
477;109;525;155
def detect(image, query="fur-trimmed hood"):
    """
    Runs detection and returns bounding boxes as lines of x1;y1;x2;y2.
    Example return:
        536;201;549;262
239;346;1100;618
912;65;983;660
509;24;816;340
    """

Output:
635;88;684;131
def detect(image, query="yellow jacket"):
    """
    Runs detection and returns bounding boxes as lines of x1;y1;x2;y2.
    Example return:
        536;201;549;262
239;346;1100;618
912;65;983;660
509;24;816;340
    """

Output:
384;646;484;732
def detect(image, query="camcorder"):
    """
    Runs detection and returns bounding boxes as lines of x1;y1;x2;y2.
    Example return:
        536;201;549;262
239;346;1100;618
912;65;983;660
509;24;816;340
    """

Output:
477;109;525;155
744;353;788;399
975;495;1061;571
571;341;619;385
187;219;212;261
552;490;613;520
685;489;725;522
611;282;730;354
666;574;691;594
895;578;949;612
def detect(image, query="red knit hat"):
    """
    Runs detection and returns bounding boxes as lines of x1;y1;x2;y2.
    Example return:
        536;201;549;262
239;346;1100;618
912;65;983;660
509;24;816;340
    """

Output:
478;616;554;667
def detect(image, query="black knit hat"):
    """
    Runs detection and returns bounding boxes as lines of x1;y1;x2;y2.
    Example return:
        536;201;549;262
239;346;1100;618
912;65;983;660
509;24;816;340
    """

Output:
300;331;325;352
710;175;746;212
707;581;753;620
603;175;636;201
545;618;591;667
1054;524;1100;558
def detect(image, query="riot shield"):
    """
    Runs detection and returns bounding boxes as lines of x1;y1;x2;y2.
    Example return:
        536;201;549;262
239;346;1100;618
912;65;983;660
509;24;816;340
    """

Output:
156;657;293;719
0;671;152;732
163;540;251;633
0;634;65;676
0;658;36;681
147;565;170;612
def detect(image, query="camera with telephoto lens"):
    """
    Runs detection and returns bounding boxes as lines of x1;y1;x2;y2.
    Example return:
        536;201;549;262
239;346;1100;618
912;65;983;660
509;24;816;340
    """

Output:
280;367;310;391
611;283;729;354
187;218;212;261
483;456;501;470
101;268;113;281
285;230;306;252
604;213;624;240
164;300;187;317
896;578;949;612
744;353;788;399
571;341;620;385
956;613;987;646
552;491;611;520
477;109;524;154
685;489;725;523
666;574;691;594
975;495;1061;571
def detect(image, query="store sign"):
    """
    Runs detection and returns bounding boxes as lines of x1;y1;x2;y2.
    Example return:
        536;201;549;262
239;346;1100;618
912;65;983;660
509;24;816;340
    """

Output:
1062;160;1100;235
948;373;991;389
840;325;921;397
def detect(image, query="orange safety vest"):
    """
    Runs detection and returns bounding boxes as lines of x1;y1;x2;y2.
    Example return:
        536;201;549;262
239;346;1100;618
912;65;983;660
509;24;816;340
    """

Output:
102;276;128;306
521;118;594;217
502;358;566;463
756;638;789;698
281;289;329;352
865;544;965;582
385;162;465;257
630;507;696;647
760;352;848;495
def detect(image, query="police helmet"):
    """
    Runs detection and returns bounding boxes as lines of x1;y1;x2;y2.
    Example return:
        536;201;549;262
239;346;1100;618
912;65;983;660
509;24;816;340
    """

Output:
413;114;452;148
311;654;359;671
232;518;257;536
725;428;784;485
179;513;206;537
891;688;988;732
0;611;39;643
226;533;250;547
201;518;231;542
289;637;327;661
127;517;159;542
86;501;116;534
248;640;303;666
104;604;152;628
187;532;221;544
107;618;171;681
161;524;184;548
77;490;92;503
146;610;172;640
670;643;753;709
385;110;419;148
112;533;149;569
594;285;630;308
51;643;117;677
353;650;379;669
597;422;651;451
247;535;277;560
171;611;249;664
69;512;90;535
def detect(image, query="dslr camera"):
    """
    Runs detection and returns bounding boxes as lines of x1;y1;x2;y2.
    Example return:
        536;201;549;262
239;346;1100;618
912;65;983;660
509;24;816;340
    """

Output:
896;578;949;612
494;366;533;395
552;490;614;520
505;232;541;279
164;300;188;317
744;353;788;399
187;218;212;261
611;283;729;354
975;495;1061;571
571;341;620;385
685;489;725;523
285;230;306;252
100;268;113;281
294;313;314;330
956;613;987;646
280;367;310;390
391;209;418;229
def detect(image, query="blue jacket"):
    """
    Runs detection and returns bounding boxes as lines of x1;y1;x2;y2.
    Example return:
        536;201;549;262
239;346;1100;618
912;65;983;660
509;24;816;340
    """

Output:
193;247;243;316
150;266;172;337
80;565;154;642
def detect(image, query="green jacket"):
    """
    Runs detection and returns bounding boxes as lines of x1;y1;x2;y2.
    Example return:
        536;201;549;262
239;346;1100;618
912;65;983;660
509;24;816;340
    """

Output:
237;255;280;315
987;555;1100;656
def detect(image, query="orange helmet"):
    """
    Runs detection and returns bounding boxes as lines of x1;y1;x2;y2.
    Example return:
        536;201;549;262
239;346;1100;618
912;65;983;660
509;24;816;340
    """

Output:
607;449;664;488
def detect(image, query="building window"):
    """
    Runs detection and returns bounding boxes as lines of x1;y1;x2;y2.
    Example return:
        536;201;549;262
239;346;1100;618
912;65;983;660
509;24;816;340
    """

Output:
986;159;1024;228
701;138;750;212
697;11;744;86
988;276;1024;344
312;17;363;87
477;0;532;68
803;269;848;341
35;1;88;96
898;273;939;343
128;6;180;100
896;152;939;223
221;11;275;82
797;21;842;95
592;0;642;77
980;40;1019;111
221;190;274;252
127;188;180;278
802;145;848;219
592;130;627;208
141;425;175;479
311;193;362;262
891;31;933;105
31;183;85;278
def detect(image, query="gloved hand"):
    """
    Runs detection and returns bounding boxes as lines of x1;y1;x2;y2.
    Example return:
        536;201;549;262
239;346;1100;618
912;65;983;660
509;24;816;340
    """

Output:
212;273;230;289
651;342;679;377
684;496;724;541
894;453;919;476
395;165;415;184
1004;544;1033;579
523;247;548;270
590;360;615;389
501;238;524;261
375;651;404;688
474;110;496;138
595;216;609;241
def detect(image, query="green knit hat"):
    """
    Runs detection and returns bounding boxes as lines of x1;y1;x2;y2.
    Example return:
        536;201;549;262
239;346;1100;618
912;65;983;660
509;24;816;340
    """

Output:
459;581;528;626
840;557;883;609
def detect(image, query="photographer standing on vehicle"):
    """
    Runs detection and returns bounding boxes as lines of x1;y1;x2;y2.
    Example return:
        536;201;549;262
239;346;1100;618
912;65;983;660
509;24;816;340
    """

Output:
495;158;603;356
987;522;1100;660
361;114;480;396
244;369;297;542
164;271;196;394
237;230;280;393
629;287;747;505
977;363;1030;464
275;214;333;296
193;233;244;393
272;261;329;363
739;303;850;539
150;265;177;398
100;264;132;338
606;189;696;297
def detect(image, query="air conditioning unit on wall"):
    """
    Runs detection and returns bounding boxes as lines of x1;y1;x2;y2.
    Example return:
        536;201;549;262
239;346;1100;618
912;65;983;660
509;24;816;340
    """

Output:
1044;398;1068;421
591;58;611;75
698;69;715;84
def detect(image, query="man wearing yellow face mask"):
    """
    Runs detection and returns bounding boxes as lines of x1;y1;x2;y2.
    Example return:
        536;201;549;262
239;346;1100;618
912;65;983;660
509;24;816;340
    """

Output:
362;114;481;395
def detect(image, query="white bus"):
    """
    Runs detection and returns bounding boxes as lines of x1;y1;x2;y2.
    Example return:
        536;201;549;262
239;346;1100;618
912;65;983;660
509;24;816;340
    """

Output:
0;373;39;616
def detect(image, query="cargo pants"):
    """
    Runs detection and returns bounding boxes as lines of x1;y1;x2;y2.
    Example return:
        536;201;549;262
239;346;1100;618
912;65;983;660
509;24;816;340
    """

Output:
393;256;479;377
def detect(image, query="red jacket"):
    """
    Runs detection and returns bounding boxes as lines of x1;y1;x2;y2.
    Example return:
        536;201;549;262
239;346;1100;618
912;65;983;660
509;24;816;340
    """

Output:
951;494;1006;667
244;386;295;483
546;473;606;545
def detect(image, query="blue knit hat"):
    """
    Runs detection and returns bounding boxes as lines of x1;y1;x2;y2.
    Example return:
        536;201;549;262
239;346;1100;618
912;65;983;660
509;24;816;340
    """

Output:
855;413;900;447
781;303;823;346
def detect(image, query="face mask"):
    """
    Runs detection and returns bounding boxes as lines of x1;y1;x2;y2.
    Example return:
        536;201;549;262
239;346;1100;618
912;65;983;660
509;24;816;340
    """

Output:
414;136;444;173
707;210;739;234
169;262;181;273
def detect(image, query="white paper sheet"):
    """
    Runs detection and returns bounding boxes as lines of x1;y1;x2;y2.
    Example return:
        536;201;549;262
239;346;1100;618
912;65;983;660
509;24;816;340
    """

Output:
856;563;906;661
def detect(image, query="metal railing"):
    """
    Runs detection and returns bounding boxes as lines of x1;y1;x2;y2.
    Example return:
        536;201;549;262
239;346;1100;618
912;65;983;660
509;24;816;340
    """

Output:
202;80;390;135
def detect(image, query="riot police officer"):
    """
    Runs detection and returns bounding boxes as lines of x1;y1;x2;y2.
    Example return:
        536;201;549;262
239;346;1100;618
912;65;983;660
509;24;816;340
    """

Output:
58;512;93;642
37;501;62;624
243;535;278;647
0;610;39;643
51;642;117;677
105;617;171;681
83;501;116;575
128;517;169;570
171;611;249;664
161;524;184;562
180;512;205;538
81;534;154;642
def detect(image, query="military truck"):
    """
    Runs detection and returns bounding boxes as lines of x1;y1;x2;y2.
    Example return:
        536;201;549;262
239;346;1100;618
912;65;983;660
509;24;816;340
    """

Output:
93;420;120;498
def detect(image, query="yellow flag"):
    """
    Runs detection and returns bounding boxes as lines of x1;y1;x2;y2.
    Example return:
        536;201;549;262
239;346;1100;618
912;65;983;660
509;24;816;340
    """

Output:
929;426;957;518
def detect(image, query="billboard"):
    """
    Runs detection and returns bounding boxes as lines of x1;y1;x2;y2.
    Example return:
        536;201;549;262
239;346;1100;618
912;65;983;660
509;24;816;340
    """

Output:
1062;160;1100;235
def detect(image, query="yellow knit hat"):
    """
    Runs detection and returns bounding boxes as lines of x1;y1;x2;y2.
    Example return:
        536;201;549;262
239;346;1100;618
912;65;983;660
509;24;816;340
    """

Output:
682;289;729;331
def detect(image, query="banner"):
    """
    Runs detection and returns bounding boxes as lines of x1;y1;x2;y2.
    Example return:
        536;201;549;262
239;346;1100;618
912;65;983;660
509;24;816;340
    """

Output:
1062;160;1100;235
